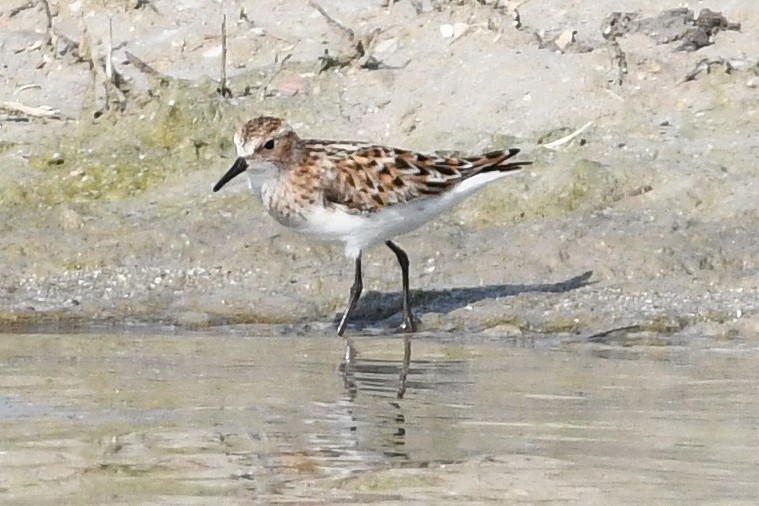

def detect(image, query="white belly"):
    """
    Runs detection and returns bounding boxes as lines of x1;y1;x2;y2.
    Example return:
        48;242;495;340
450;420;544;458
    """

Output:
254;169;517;259
297;199;445;258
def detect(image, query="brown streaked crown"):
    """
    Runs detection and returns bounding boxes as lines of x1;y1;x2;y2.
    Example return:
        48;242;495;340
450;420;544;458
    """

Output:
234;116;299;162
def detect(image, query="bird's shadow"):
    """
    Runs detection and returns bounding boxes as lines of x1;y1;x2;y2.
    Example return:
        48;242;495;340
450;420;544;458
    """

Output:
333;270;595;328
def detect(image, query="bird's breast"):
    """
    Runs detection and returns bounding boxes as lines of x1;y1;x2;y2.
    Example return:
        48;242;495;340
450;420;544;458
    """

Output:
260;178;311;229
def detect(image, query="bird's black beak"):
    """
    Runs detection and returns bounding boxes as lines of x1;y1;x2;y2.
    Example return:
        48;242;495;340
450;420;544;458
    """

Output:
213;157;248;192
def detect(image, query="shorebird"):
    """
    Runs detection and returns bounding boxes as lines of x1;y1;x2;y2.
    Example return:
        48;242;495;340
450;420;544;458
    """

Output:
213;116;531;337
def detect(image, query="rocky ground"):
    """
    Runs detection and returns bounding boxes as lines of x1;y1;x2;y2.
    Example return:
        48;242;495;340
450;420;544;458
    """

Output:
0;0;758;341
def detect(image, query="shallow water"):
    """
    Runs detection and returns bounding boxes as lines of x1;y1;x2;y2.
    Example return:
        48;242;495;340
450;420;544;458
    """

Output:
1;331;758;504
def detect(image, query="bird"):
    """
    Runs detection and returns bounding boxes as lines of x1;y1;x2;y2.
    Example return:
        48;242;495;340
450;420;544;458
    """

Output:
213;116;531;337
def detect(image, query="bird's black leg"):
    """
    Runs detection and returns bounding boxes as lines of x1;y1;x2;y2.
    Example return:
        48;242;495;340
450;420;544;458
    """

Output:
337;253;363;342
397;333;412;399
385;240;416;332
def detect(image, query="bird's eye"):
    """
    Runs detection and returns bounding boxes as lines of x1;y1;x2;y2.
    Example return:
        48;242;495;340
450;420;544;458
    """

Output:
263;139;275;150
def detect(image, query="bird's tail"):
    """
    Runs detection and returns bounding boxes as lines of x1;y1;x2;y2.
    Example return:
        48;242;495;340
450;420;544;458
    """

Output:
466;148;532;175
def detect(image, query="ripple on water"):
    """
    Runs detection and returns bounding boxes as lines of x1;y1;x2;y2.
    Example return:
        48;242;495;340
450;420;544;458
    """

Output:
1;332;759;503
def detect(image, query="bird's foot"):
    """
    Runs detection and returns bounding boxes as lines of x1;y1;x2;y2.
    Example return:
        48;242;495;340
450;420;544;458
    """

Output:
399;316;417;333
343;339;358;363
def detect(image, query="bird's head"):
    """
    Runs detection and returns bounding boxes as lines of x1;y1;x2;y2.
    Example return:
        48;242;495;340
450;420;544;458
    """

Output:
213;116;298;192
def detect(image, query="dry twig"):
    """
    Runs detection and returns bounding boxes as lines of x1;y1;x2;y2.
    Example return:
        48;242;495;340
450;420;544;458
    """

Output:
542;121;593;150
218;14;232;97
308;0;354;41
309;0;383;72
105;17;114;87
0;100;62;119
259;53;292;100
9;1;34;17
124;50;173;89
678;57;736;84
33;0;81;59
39;0;54;47
85;18;126;114
14;83;42;95
124;50;162;78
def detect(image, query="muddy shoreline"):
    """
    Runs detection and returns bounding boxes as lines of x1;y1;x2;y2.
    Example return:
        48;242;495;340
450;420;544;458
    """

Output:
1;1;758;339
